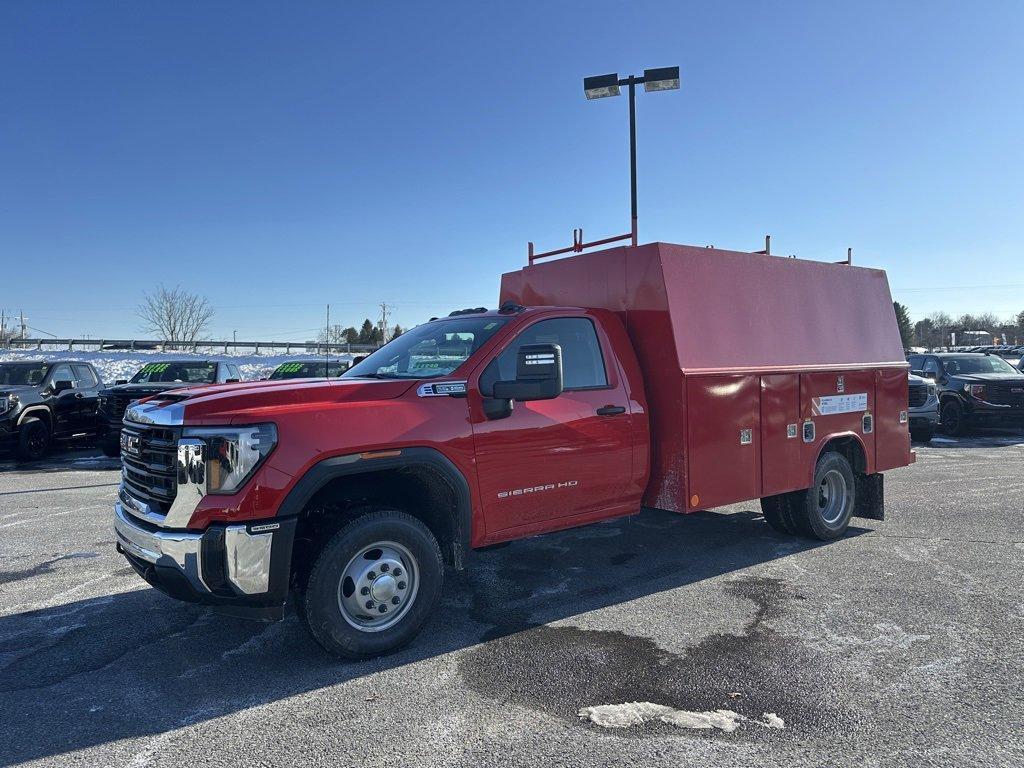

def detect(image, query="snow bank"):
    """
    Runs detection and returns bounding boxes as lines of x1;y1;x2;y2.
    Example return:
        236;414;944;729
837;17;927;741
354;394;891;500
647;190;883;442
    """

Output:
0;349;356;386
578;702;785;732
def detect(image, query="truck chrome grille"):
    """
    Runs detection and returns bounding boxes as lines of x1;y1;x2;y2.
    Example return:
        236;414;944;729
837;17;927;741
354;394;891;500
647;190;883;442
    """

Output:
908;385;928;407
120;422;181;514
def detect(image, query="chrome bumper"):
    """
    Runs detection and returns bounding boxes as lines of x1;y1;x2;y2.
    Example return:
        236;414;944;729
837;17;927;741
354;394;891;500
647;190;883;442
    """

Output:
114;503;274;596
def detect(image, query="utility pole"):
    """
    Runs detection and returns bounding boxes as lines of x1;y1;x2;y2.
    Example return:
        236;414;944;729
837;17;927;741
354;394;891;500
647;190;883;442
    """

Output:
377;303;391;346
19;310;27;340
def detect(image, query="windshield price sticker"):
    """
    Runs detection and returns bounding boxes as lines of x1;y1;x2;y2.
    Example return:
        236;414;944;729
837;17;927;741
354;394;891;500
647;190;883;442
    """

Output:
140;363;170;374
811;393;868;416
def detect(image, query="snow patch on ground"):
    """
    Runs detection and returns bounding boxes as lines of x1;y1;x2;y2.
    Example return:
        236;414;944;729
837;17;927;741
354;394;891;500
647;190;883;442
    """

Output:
578;702;785;732
0;348;355;385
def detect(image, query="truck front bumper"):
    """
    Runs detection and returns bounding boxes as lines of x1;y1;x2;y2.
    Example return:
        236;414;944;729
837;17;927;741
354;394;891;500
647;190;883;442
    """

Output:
114;503;296;620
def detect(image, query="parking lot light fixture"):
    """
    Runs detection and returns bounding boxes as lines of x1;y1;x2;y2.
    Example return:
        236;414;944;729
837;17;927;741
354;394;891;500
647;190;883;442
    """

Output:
643;66;681;92
583;73;621;100
582;66;680;246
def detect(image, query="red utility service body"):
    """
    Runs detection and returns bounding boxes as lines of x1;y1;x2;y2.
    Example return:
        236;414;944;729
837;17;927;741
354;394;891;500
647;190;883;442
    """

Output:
499;242;913;516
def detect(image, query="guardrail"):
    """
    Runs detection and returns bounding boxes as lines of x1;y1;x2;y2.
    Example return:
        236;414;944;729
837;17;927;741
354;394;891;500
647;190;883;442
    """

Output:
1;338;381;355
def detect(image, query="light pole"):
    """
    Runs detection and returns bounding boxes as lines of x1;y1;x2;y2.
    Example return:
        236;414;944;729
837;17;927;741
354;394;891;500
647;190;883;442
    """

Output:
583;67;680;246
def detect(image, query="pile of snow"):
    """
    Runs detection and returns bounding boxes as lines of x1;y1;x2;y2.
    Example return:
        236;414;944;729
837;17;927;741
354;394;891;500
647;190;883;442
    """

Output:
0;349;356;386
578;702;785;732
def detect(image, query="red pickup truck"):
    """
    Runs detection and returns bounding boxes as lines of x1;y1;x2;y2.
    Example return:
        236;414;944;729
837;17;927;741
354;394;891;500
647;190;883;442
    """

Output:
114;242;912;658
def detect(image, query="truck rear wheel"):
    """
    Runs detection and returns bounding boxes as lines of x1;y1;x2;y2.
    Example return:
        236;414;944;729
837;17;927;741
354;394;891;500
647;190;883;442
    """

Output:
759;494;794;535
301;509;444;659
789;451;856;540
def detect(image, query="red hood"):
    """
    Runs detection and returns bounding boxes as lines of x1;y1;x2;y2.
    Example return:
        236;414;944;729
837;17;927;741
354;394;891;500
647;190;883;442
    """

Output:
146;377;419;425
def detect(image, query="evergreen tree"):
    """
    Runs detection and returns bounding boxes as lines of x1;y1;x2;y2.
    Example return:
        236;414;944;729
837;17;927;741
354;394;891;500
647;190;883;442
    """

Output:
893;302;913;349
357;319;375;344
343;327;359;345
391;325;404;338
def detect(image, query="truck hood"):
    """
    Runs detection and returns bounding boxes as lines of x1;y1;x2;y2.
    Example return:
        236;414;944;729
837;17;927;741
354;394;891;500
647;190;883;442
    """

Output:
0;385;38;397
954;373;1024;383
101;382;188;397
137;377;420;424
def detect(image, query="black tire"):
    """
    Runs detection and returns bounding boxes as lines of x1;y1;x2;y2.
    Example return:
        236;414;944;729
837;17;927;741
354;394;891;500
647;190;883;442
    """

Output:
100;438;121;458
302;509;443;659
940;400;967;436
17;417;51;461
788;451;856;541
759;494;793;534
910;426;934;443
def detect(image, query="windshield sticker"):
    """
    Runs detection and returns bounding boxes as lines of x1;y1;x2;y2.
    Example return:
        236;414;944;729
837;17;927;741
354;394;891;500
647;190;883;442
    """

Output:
140;363;170;374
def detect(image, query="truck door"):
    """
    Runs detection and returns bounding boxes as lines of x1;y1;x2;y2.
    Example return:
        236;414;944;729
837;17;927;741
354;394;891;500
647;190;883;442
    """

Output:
470;316;634;534
45;363;80;436
72;364;101;433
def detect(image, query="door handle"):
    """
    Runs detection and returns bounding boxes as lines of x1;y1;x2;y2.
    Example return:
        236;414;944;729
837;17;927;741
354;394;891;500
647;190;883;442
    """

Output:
596;405;626;416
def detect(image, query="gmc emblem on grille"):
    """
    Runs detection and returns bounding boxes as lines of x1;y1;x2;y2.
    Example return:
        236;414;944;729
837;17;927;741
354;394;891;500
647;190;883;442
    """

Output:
120;432;140;456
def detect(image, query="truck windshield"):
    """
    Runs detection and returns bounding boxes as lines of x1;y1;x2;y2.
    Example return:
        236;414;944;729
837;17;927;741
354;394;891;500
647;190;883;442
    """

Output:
269;361;348;380
344;317;508;380
943;356;1021;375
0;363;49;386
129;362;219;384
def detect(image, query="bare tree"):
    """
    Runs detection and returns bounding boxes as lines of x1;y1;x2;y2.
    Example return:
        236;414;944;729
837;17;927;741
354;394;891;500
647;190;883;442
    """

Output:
137;285;215;344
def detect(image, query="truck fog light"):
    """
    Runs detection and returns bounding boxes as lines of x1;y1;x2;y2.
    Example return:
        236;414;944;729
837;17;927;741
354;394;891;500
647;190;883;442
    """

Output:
182;423;278;495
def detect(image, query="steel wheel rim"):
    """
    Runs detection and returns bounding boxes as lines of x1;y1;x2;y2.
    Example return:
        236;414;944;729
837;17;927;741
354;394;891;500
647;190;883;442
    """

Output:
337;540;419;633
816;469;849;526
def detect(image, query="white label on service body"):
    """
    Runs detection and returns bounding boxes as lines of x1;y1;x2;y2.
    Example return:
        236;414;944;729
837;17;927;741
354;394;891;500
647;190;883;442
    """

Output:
812;393;868;416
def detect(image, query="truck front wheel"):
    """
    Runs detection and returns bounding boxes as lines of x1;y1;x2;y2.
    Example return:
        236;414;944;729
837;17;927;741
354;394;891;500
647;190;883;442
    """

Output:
301;509;444;659
789;451;856;540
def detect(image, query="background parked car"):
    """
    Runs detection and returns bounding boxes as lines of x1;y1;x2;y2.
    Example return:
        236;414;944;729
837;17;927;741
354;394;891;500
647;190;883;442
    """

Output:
0;360;104;460
266;359;349;380
97;360;242;456
908;352;1024;435
907;372;939;442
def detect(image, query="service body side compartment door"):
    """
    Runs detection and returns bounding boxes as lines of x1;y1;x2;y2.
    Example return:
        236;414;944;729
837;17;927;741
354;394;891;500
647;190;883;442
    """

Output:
875;368;911;471
799;370;876;477
685;374;760;510
760;374;804;495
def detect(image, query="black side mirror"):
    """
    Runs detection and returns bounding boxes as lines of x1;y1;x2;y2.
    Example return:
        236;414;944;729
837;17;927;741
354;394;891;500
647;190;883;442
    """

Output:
52;380;74;394
492;343;564;402
353;355;367;365
225;378;240;384
910;370;924;377
115;379;128;385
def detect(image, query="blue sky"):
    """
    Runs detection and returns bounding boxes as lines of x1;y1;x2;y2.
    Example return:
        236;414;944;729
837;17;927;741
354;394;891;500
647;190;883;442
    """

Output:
2;1;1022;340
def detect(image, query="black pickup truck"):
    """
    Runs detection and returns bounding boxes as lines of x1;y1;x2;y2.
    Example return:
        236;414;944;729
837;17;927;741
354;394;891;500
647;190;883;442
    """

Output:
0;360;105;460
97;360;242;456
908;352;1024;435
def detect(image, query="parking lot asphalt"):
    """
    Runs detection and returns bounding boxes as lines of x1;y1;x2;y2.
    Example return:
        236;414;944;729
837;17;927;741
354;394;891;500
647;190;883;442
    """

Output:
1;434;1022;768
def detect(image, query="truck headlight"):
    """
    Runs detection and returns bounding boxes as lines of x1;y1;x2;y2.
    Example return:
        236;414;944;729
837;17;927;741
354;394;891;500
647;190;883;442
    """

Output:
182;424;277;494
0;394;17;414
928;384;937;399
963;383;986;398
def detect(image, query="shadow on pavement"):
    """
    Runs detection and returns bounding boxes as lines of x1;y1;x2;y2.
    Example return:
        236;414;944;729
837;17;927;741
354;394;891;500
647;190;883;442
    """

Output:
0;506;867;765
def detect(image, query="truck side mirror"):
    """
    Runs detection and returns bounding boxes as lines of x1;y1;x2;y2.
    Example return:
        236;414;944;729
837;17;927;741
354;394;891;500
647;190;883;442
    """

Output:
115;379;128;385
225;378;240;383
52;379;74;394
492;343;563;402
910;369;924;377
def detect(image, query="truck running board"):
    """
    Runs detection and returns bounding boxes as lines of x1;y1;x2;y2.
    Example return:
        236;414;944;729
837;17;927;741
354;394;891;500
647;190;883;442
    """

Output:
854;473;885;521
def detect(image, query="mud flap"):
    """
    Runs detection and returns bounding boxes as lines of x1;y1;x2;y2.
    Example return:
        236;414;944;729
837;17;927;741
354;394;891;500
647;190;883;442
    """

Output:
854;473;884;521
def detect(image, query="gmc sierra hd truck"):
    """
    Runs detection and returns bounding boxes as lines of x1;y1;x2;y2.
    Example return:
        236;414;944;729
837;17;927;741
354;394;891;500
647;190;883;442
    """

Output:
114;242;913;658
